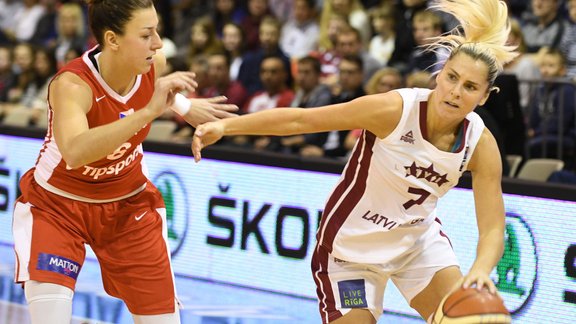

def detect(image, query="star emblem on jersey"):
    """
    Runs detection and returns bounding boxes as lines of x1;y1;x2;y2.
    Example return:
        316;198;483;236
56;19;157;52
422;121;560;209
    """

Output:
404;162;449;187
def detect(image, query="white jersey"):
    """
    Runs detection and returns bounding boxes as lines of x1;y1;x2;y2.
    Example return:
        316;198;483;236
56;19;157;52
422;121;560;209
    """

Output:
317;88;485;263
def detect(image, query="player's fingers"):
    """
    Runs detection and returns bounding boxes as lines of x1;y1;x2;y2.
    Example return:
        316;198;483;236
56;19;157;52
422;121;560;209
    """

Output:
191;135;202;162
206;96;228;103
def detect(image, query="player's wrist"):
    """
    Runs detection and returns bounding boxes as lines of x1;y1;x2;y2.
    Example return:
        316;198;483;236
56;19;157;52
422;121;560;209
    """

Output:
171;93;191;116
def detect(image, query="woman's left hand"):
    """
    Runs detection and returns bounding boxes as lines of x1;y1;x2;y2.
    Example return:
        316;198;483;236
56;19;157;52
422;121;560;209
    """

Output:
185;96;238;127
461;269;497;294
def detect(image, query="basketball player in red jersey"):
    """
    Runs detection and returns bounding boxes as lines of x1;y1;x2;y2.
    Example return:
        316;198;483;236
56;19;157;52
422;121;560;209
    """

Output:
193;0;517;323
11;1;237;323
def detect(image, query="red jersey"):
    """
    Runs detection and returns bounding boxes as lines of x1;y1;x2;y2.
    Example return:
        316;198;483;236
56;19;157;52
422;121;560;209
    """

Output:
33;46;155;202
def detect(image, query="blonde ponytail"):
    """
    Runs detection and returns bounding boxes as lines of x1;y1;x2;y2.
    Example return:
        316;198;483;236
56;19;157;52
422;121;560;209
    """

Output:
428;0;518;85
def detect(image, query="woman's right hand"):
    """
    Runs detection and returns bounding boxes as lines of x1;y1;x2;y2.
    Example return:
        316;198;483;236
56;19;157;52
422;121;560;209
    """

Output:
147;71;197;117
191;121;225;162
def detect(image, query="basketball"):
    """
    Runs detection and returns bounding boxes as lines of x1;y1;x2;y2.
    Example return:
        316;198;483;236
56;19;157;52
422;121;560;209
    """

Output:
431;287;511;324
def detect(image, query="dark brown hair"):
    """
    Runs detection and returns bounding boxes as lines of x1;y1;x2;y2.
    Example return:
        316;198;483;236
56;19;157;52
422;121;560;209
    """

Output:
85;0;154;46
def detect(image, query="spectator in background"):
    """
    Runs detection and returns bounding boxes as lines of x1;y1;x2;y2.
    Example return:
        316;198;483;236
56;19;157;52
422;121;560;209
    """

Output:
238;16;292;95
213;0;246;37
527;47;575;164
29;0;59;48
280;0;320;59
6;43;35;106
281;55;333;154
405;70;433;88
244;55;295;114
29;47;57;123
344;65;403;152
317;12;351;52
205;52;249;109
504;18;541;112
183;16;224;66
320;27;381;87
52;3;88;69
270;0;294;23
0;45;15;103
221;22;246;81
0;0;24;44
319;0;371;48
405;10;446;75
521;0;569;53
237;55;295;151
11;0;46;43
301;55;365;159
240;0;273;52
560;0;576;78
364;66;403;95
368;4;397;66
388;0;428;71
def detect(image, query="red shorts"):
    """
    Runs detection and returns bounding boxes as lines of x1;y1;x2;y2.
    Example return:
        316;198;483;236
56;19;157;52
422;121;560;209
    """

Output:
13;170;177;315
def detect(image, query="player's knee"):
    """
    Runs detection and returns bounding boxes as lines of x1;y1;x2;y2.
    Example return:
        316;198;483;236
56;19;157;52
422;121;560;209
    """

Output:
24;280;74;304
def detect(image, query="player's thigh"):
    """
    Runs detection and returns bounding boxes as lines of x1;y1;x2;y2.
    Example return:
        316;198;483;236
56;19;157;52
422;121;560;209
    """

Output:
329;309;376;324
409;266;462;319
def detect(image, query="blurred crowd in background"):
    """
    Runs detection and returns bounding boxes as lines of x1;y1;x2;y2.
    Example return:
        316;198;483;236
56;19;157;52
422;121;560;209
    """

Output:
0;0;574;179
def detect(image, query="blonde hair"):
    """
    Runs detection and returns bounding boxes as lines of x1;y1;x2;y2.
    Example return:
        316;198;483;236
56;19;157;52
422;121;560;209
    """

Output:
428;0;518;86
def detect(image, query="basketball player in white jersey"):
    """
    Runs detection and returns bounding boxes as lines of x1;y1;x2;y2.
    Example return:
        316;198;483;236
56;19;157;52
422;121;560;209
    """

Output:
192;0;517;323
11;1;237;323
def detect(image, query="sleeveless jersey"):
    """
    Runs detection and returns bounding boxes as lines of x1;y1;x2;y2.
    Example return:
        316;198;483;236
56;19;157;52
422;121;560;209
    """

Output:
33;46;154;202
317;88;485;263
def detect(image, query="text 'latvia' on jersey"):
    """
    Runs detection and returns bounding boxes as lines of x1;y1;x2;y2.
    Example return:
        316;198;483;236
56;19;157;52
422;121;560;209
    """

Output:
316;87;485;262
33;46;156;201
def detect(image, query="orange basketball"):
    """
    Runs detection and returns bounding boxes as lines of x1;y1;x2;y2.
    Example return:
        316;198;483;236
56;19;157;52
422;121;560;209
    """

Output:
431;287;511;324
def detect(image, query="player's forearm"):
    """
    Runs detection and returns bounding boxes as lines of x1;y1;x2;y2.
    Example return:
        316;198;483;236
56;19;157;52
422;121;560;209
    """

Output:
222;108;307;136
470;229;505;275
63;108;156;168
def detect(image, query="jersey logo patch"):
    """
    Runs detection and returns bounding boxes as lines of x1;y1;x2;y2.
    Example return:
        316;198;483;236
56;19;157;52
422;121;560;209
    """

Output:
338;279;367;308
401;130;415;144
37;253;81;280
119;108;135;119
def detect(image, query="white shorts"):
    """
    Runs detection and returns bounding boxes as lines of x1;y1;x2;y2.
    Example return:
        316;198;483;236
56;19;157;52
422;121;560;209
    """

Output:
311;220;459;323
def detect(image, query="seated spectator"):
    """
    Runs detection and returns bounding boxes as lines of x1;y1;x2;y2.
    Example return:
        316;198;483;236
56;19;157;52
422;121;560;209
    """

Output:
318;27;381;87
344;66;403;153
504;18;541;112
234;55;295;150
560;1;576;78
221;22;246;81
29;47;57;124
52;3;88;69
521;0;570;53
280;0;320;59
281;56;333;154
213;0;246;37
527;48;575;166
405;10;446;75
319;0;371;48
0;45;15;103
368;4;397;66
11;0;45;43
6;43;36;106
238;16;292;95
182;16;224;65
388;0;428;71
405;70;433;89
301;55;365;159
205;52;249;109
240;0;273;52
364;67;403;95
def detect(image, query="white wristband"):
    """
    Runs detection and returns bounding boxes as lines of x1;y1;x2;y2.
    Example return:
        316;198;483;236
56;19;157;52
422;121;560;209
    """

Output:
171;93;191;116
